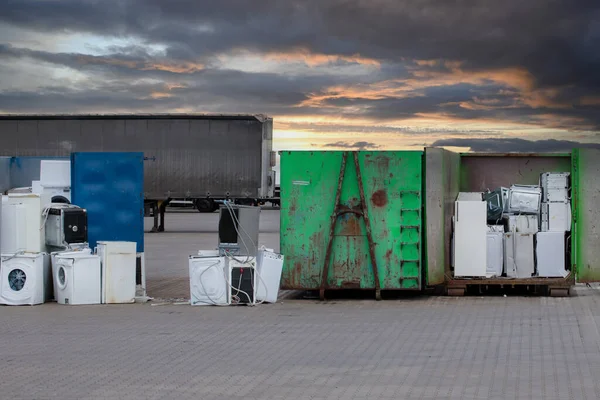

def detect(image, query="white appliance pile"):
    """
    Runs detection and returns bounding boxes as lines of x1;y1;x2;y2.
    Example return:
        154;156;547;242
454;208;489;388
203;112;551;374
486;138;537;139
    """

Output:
189;201;284;306
0;160;138;306
453;172;571;279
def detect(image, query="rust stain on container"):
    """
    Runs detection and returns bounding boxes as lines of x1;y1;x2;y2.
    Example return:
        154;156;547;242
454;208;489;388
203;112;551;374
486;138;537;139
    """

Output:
371;189;388;207
384;249;392;263
341;279;361;288
339;216;362;236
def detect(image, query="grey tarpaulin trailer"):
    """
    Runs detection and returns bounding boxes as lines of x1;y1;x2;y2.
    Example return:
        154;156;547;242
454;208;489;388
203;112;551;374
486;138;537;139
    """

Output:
0;114;276;232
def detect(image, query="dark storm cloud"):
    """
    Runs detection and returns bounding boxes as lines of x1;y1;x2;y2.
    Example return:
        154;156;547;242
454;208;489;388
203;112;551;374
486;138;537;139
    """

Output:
431;138;600;152
1;0;598;87
0;0;599;132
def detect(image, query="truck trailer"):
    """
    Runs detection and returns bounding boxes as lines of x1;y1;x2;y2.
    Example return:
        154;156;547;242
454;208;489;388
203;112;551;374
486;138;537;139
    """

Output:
0;114;277;232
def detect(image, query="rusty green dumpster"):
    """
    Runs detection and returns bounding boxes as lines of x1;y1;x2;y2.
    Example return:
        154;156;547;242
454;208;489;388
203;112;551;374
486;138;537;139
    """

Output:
279;150;424;299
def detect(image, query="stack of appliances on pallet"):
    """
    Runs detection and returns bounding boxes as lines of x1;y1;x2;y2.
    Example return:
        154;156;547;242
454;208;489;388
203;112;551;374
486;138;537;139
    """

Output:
453;172;571;279
0;160;138;306
189;202;284;306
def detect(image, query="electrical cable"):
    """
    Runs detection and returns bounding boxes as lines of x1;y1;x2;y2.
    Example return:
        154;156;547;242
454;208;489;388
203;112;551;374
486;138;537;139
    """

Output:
40;203;80;231
217;201;273;305
225;201;257;263
223;201;269;304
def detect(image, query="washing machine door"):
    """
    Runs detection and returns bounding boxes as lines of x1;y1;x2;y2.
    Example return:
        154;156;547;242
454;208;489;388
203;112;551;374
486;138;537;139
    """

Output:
55;259;72;291
190;258;228;305
1;260;36;305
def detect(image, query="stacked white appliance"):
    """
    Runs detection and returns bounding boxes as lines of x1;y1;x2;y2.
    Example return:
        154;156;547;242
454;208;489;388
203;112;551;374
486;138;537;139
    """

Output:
486;225;504;278
0;193;52;305
504;214;537;278
0;252;51;305
189;251;229;306
190;248;285;306
537;173;571;277
453;193;487;277
54;252;102;305
97;241;137;304
256;247;284;303
33;160;72;206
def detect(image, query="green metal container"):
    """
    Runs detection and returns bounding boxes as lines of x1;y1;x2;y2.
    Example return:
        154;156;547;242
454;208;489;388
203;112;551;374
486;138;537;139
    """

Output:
426;148;600;290
280;151;424;296
571;148;600;282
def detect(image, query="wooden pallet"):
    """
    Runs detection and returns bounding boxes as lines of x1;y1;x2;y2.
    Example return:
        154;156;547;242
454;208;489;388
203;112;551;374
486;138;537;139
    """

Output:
446;275;574;297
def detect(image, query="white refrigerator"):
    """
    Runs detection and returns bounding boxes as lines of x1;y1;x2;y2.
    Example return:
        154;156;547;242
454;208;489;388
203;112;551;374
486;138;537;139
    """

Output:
453;193;487;277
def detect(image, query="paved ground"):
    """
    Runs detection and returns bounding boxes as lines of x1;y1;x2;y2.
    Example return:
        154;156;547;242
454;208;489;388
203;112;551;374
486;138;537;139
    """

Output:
143;209;280;300
1;288;599;400
2;210;600;399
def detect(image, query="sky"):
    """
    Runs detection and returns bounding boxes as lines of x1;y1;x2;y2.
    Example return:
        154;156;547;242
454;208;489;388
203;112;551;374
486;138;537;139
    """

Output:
0;0;599;152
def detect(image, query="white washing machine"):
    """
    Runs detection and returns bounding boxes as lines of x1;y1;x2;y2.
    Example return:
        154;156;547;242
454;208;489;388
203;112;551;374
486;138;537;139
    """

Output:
97;241;137;304
51;248;92;300
32;180;71;206
0;252;50;305
189;255;229;306
54;253;101;305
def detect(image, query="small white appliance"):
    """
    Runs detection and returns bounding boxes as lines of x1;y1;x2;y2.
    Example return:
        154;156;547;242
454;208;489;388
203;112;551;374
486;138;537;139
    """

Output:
7;193;44;252
256;249;284;303
40;160;71;188
54;253;101;305
0;252;50;305
44;205;88;248
1;202;28;254
228;257;257;305
97;241;137;304
540;172;569;189
508;185;541;214
50;248;92;299
453;193;487;277
536;232;568;278
486;232;504;278
504;233;534;278
487;225;505;233
541;172;569;203
189;255;228;306
506;214;539;234
541;202;571;232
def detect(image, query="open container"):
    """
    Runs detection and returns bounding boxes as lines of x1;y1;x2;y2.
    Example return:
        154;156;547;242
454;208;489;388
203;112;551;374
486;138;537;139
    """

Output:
425;148;600;296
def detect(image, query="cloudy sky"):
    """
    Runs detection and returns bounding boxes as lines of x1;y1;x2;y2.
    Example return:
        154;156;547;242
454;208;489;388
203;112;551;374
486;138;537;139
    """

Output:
0;0;599;151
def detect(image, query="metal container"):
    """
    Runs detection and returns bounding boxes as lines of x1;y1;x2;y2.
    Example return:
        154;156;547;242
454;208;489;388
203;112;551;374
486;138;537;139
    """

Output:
0;114;274;200
280;151;423;297
425;150;581;291
571;149;600;282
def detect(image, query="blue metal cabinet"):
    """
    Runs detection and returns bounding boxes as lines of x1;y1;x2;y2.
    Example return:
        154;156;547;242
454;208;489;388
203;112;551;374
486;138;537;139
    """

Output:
71;152;144;252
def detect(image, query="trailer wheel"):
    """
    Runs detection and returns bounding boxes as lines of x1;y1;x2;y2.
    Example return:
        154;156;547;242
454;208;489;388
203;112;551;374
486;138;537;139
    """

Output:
195;199;214;213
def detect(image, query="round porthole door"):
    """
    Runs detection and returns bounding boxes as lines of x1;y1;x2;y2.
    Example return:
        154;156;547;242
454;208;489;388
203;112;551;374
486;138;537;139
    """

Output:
8;268;27;291
2;262;34;302
56;264;68;290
